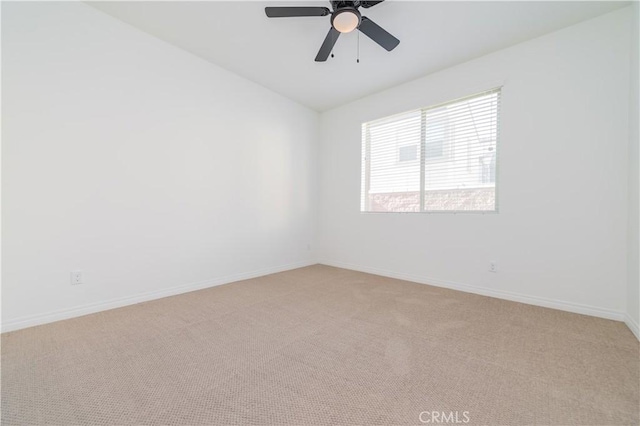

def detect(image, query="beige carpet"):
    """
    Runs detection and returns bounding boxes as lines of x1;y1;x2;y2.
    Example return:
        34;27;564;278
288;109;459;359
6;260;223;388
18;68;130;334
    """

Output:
1;265;638;425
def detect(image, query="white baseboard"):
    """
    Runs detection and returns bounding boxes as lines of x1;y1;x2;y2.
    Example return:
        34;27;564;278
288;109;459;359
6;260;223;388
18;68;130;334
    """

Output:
320;259;626;322
624;314;640;341
6;259;635;340
1;260;316;334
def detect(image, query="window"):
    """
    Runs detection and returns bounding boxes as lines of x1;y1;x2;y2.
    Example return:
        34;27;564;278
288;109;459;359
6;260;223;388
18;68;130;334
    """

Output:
361;88;500;213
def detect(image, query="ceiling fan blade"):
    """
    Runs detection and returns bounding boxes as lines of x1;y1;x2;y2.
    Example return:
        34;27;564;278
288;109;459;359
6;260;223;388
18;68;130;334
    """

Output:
315;27;340;62
265;7;330;18
360;1;384;8
358;16;399;51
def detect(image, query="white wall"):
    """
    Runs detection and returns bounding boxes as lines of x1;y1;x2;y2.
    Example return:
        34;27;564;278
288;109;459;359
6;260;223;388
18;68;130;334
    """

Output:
1;2;319;331
318;8;632;320
627;2;640;338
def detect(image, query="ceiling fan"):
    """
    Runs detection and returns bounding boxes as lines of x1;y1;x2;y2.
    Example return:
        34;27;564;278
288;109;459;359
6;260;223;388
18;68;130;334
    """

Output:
265;1;400;62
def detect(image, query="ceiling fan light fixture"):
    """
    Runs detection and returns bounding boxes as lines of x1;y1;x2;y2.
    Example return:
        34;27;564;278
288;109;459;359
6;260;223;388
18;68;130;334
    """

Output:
331;8;361;33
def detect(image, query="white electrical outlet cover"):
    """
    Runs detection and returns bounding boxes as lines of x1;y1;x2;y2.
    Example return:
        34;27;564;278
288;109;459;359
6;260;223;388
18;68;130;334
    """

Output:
71;270;83;285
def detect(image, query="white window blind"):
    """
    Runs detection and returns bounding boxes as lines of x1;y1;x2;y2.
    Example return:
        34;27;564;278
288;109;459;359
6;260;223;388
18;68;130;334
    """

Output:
361;88;500;213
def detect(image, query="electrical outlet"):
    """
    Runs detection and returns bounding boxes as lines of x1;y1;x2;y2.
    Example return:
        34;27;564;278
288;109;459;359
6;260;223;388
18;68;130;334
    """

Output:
489;262;497;273
71;270;83;285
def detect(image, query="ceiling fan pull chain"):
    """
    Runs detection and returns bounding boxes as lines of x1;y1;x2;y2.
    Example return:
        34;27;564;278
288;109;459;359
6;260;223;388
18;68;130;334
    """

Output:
357;29;360;63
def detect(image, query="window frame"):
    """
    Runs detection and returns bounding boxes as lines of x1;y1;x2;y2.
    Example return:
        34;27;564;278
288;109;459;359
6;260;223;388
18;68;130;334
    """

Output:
360;88;501;215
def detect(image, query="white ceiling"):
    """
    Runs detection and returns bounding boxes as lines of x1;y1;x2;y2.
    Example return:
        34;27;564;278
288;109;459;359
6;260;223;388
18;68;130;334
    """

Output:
88;1;629;111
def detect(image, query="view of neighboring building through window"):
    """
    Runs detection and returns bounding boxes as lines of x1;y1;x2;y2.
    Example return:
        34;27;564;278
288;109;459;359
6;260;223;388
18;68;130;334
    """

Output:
361;88;500;212
398;144;418;162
